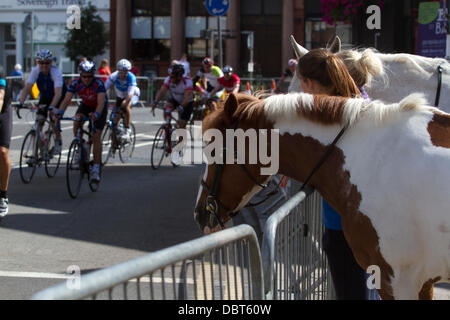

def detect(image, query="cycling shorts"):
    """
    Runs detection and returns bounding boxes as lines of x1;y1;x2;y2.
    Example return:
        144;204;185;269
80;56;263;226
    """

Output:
37;92;67;119
166;99;194;121
0;106;12;148
75;103;108;131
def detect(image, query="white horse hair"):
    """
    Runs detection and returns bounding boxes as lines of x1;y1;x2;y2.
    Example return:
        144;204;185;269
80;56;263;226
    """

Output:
289;36;450;113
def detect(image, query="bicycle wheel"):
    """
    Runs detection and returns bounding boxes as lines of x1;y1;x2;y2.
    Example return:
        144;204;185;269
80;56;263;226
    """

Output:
151;125;168;170
44;130;62;178
19;130;39;184
66;139;84;199
119;122;136;163
101;125;113;165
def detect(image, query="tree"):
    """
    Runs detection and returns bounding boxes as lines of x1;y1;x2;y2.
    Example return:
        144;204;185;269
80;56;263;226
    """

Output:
64;2;108;65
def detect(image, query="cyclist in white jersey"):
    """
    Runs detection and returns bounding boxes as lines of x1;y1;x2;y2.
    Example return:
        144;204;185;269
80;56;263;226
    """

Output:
151;64;194;130
105;59;139;141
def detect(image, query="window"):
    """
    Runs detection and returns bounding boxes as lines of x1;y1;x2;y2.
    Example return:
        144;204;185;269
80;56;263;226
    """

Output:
185;0;227;62
131;0;171;61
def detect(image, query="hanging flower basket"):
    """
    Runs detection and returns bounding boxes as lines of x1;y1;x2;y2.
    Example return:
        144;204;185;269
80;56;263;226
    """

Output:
321;0;386;26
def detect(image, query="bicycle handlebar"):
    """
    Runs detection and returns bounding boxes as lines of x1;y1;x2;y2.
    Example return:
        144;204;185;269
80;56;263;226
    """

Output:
59;116;97;134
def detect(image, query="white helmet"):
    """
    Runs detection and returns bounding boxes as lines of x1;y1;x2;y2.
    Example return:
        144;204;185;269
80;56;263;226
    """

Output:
117;59;132;71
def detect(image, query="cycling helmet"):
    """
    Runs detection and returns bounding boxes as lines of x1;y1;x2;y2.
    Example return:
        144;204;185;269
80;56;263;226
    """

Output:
36;49;53;62
202;57;214;65
170;64;185;77
117;59;132;71
222;65;233;74
78;60;96;74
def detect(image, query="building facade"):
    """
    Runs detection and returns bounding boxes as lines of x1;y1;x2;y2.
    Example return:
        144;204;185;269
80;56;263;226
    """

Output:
113;0;423;78
0;0;110;74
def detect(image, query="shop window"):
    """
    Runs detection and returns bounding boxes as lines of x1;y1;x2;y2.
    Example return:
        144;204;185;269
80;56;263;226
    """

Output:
131;0;171;61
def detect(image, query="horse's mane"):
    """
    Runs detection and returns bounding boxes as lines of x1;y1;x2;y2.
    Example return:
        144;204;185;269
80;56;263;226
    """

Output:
264;92;436;127
203;91;437;132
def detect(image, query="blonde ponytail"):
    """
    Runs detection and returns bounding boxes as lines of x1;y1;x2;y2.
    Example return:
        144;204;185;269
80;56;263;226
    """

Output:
337;48;384;87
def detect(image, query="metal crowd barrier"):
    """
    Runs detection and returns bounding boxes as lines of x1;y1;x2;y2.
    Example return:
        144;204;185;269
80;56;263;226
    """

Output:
262;188;335;300
32;224;264;300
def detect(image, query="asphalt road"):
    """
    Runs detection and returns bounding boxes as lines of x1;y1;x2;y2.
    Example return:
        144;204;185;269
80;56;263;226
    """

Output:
0;106;206;299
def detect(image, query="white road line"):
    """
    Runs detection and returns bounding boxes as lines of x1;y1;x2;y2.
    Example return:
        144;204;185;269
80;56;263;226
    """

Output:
0;270;195;284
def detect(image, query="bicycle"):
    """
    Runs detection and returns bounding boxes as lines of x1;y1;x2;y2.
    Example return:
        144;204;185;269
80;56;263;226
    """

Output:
16;104;62;184
150;103;185;170
61;116;100;199
101;105;136;165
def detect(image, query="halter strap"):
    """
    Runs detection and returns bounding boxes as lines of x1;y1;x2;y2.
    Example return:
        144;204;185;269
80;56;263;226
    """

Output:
299;122;349;192
435;65;444;107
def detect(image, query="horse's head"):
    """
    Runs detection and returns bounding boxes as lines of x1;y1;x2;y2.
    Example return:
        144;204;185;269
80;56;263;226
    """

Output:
194;93;273;234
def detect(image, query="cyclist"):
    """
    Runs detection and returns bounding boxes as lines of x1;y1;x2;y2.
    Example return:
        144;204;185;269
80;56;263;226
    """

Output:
19;49;67;154
151;63;194;164
209;65;241;97
53;60;107;184
193;57;223;110
0;66;12;217
105;59;139;141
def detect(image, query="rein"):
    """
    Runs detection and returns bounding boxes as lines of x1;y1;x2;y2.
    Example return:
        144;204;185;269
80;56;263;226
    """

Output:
435;65;444;107
201;117;350;229
299;122;349;192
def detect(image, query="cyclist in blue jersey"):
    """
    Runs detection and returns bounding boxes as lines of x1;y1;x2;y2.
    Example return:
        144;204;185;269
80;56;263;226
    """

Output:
19;50;67;154
105;59;139;141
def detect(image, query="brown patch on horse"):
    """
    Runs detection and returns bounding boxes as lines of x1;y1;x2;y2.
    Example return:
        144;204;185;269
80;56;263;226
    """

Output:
277;132;395;299
418;276;441;300
427;112;450;148
301;95;348;125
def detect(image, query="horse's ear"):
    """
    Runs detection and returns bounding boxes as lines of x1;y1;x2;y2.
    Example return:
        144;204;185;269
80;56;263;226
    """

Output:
224;93;239;125
328;35;341;53
290;35;308;59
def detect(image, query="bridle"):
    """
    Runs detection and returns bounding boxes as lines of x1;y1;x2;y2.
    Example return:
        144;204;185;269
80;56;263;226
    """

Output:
200;147;268;229
435;65;444;107
200;122;268;229
200;118;350;230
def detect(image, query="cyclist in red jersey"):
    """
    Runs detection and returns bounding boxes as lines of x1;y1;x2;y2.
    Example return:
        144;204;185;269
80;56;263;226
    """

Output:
209;65;240;97
54;61;107;184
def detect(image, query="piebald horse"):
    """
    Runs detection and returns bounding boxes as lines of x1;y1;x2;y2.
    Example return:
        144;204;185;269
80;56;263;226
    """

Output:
289;36;450;111
194;92;450;300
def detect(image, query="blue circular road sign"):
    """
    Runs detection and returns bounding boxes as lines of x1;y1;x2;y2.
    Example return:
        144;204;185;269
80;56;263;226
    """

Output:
205;0;230;16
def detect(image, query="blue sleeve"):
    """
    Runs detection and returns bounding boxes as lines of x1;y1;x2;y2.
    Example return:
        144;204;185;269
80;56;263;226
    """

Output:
68;80;78;93
95;79;106;93
128;73;138;87
0;79;6;87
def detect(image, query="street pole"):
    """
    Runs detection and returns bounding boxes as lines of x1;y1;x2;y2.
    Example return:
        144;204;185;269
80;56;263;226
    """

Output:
218;17;223;68
31;12;34;70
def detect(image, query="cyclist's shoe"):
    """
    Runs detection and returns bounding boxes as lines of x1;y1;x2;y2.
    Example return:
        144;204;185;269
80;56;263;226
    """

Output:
90;166;101;183
0;197;9;218
53;141;62;155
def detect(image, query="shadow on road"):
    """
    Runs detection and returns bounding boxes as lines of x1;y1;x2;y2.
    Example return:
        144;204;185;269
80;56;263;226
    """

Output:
1;164;205;253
